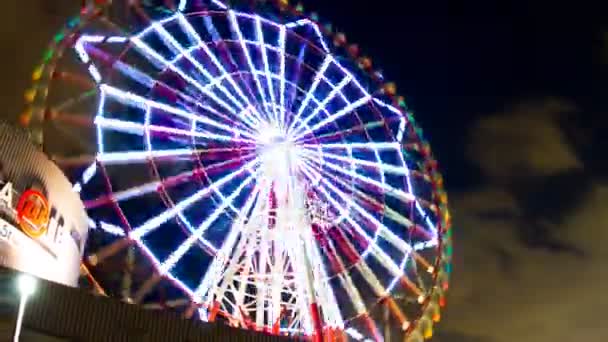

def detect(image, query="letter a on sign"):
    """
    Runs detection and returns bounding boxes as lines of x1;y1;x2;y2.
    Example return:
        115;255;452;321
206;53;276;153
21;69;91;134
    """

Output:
0;182;13;206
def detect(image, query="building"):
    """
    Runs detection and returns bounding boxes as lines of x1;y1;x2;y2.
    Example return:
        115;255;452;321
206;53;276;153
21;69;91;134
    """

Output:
0;267;287;341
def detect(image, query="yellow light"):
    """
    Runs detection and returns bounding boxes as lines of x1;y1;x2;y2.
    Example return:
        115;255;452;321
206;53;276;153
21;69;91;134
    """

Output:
423;325;433;339
32;66;43;81
24;88;37;103
384;82;396;95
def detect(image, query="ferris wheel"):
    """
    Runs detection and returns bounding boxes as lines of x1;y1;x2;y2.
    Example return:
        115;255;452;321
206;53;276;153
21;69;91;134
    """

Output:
21;0;452;341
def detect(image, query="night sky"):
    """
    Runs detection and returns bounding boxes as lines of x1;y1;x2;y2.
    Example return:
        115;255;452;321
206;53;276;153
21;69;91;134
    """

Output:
1;1;607;341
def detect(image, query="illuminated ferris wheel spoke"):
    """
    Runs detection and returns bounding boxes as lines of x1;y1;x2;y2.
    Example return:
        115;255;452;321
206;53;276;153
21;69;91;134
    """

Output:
300;148;418;206
194;184;261;306
182;67;350;136
232;105;260;131
288;60;371;139
79;32;241;121
97;148;201;165
324;244;386;338
175;14;256;112
82;43;255;136
287;55;333;133
308;176;425;300
100;84;257;140
159;172;258;273
228;11;271;120
84;150;257;209
304;146;412;178
254;16;280;125
129;157;259;240
323;238;379;338
289;74;352;136
291;95;373;142
313;168;424;264
299;163;420;279
303;142;401;151
332;227;412;326
304;231;345;329
147;18;248;112
320;168;432;244
297;119;392;145
183;0;229;10
95;116;250;144
129;37;238;115
278;24;287;128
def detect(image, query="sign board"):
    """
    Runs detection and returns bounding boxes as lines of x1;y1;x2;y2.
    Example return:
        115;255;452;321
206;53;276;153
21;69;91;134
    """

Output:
0;123;88;287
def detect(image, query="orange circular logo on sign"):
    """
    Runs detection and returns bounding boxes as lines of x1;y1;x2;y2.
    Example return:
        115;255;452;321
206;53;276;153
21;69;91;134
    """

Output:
16;189;50;238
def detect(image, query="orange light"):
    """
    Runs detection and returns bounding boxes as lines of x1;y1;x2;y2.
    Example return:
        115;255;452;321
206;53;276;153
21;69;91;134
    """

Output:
384;82;396;95
16;189;50;238
24;88;37;102
19;113;32;126
432;313;441;322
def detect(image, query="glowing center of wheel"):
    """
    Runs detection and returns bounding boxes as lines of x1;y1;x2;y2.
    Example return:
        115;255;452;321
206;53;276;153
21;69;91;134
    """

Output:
257;126;300;182
256;124;284;145
259;136;298;184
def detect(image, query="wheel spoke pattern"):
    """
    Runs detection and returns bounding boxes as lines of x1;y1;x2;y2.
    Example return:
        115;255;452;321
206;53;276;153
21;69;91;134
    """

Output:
22;1;452;341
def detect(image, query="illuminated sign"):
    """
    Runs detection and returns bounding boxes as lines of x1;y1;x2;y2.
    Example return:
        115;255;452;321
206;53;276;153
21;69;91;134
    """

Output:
16;189;50;238
0;123;89;287
0;181;84;254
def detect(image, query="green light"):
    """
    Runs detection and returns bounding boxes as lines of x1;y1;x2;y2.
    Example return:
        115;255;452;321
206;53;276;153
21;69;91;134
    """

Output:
67;18;80;28
407;113;416;124
53;32;65;43
43;49;54;63
444;245;453;257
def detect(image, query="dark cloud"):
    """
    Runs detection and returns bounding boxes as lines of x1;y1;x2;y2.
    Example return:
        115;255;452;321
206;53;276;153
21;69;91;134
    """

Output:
465;99;593;254
467;98;581;183
438;98;608;341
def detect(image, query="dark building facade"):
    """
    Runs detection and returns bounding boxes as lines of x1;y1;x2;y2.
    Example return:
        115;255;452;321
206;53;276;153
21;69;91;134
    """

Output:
0;267;289;342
